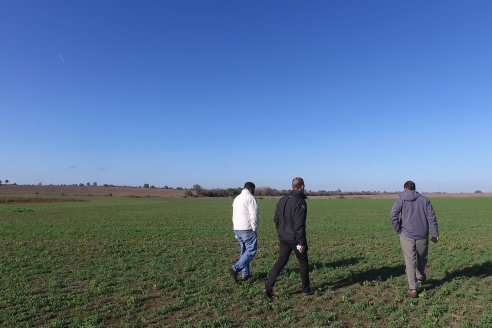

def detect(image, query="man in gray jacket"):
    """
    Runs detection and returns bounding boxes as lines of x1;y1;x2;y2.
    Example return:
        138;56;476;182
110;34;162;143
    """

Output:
390;181;439;298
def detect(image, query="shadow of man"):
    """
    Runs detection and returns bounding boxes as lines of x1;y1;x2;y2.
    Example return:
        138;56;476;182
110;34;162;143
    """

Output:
308;257;363;271
325;264;406;290
281;256;363;277
256;257;364;290
425;261;492;290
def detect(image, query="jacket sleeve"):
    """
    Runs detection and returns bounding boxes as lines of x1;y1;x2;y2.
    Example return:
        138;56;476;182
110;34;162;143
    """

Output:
426;200;439;238
274;196;287;225
389;199;402;234
273;198;282;231
247;196;259;232
293;199;307;245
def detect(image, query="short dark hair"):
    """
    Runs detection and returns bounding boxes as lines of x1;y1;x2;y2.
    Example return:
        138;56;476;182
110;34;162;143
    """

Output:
244;182;255;190
292;177;304;189
404;181;416;191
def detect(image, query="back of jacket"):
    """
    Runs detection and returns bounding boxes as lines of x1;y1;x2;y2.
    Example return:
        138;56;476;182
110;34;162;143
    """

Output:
274;190;307;245
390;190;439;240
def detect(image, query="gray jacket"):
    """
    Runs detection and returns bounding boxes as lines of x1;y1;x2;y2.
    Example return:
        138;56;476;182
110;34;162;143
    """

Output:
390;190;439;240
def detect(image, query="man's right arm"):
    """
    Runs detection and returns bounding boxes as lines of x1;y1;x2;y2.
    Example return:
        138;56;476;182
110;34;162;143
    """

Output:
273;198;282;228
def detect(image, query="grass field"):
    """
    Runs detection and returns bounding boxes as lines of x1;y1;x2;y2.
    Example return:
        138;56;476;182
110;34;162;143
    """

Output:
1;195;492;327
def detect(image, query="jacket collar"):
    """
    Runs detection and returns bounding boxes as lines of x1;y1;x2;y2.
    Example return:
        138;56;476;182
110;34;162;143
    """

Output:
290;189;307;199
242;188;252;196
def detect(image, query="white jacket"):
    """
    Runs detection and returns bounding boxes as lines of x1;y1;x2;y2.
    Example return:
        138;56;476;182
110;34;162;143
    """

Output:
232;189;259;231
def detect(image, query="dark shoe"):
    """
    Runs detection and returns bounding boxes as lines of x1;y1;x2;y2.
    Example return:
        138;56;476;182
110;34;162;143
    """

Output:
417;278;426;285
241;276;250;282
302;287;315;295
263;289;273;299
229;267;238;284
407;289;418;298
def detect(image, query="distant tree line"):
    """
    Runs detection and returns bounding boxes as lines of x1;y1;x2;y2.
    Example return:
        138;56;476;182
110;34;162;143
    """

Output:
185;185;394;198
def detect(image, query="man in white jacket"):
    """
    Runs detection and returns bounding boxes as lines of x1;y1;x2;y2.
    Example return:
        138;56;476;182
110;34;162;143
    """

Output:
230;181;259;283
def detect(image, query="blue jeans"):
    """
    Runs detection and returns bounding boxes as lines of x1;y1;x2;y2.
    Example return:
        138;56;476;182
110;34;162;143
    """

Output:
232;230;258;278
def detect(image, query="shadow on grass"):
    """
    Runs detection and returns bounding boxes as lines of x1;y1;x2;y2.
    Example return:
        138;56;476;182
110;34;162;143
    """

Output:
322;264;406;290
425;261;492;290
309;257;363;271
248;272;268;282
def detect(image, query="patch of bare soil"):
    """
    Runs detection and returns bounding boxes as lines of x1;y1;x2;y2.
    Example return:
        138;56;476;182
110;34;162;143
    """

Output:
1;185;489;199
0;185;187;198
0;197;86;204
310;192;492;200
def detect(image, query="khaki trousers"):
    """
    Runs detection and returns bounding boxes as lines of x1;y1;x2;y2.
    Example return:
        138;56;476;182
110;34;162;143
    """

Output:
400;234;428;290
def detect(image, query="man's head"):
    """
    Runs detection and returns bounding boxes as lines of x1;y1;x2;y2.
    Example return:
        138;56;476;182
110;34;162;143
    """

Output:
292;177;305;191
244;182;256;195
404;180;416;191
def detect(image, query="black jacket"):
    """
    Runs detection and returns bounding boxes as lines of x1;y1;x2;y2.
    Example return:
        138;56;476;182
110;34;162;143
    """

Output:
274;190;308;245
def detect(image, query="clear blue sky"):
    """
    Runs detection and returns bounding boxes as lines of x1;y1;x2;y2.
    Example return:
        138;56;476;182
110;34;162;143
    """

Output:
2;1;492;192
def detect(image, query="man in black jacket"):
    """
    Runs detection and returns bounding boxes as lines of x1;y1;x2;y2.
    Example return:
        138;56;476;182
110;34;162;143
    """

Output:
264;177;313;298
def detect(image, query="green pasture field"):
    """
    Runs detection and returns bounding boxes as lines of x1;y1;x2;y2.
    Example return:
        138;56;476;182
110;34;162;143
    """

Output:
1;195;492;327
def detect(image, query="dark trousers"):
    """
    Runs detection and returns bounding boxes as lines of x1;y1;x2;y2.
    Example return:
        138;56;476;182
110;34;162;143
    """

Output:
265;241;310;291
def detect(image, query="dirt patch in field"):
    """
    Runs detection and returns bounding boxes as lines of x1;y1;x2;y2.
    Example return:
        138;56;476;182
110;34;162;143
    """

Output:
0;185;187;198
0;197;86;204
1;185;490;199
309;192;492;200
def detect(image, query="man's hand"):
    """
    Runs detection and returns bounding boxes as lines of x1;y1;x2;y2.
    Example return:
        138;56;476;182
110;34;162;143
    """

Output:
296;244;305;253
431;236;439;243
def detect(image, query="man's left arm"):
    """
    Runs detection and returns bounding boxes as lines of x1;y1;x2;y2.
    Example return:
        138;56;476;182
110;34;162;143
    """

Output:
248;197;259;232
293;200;307;246
426;200;439;240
